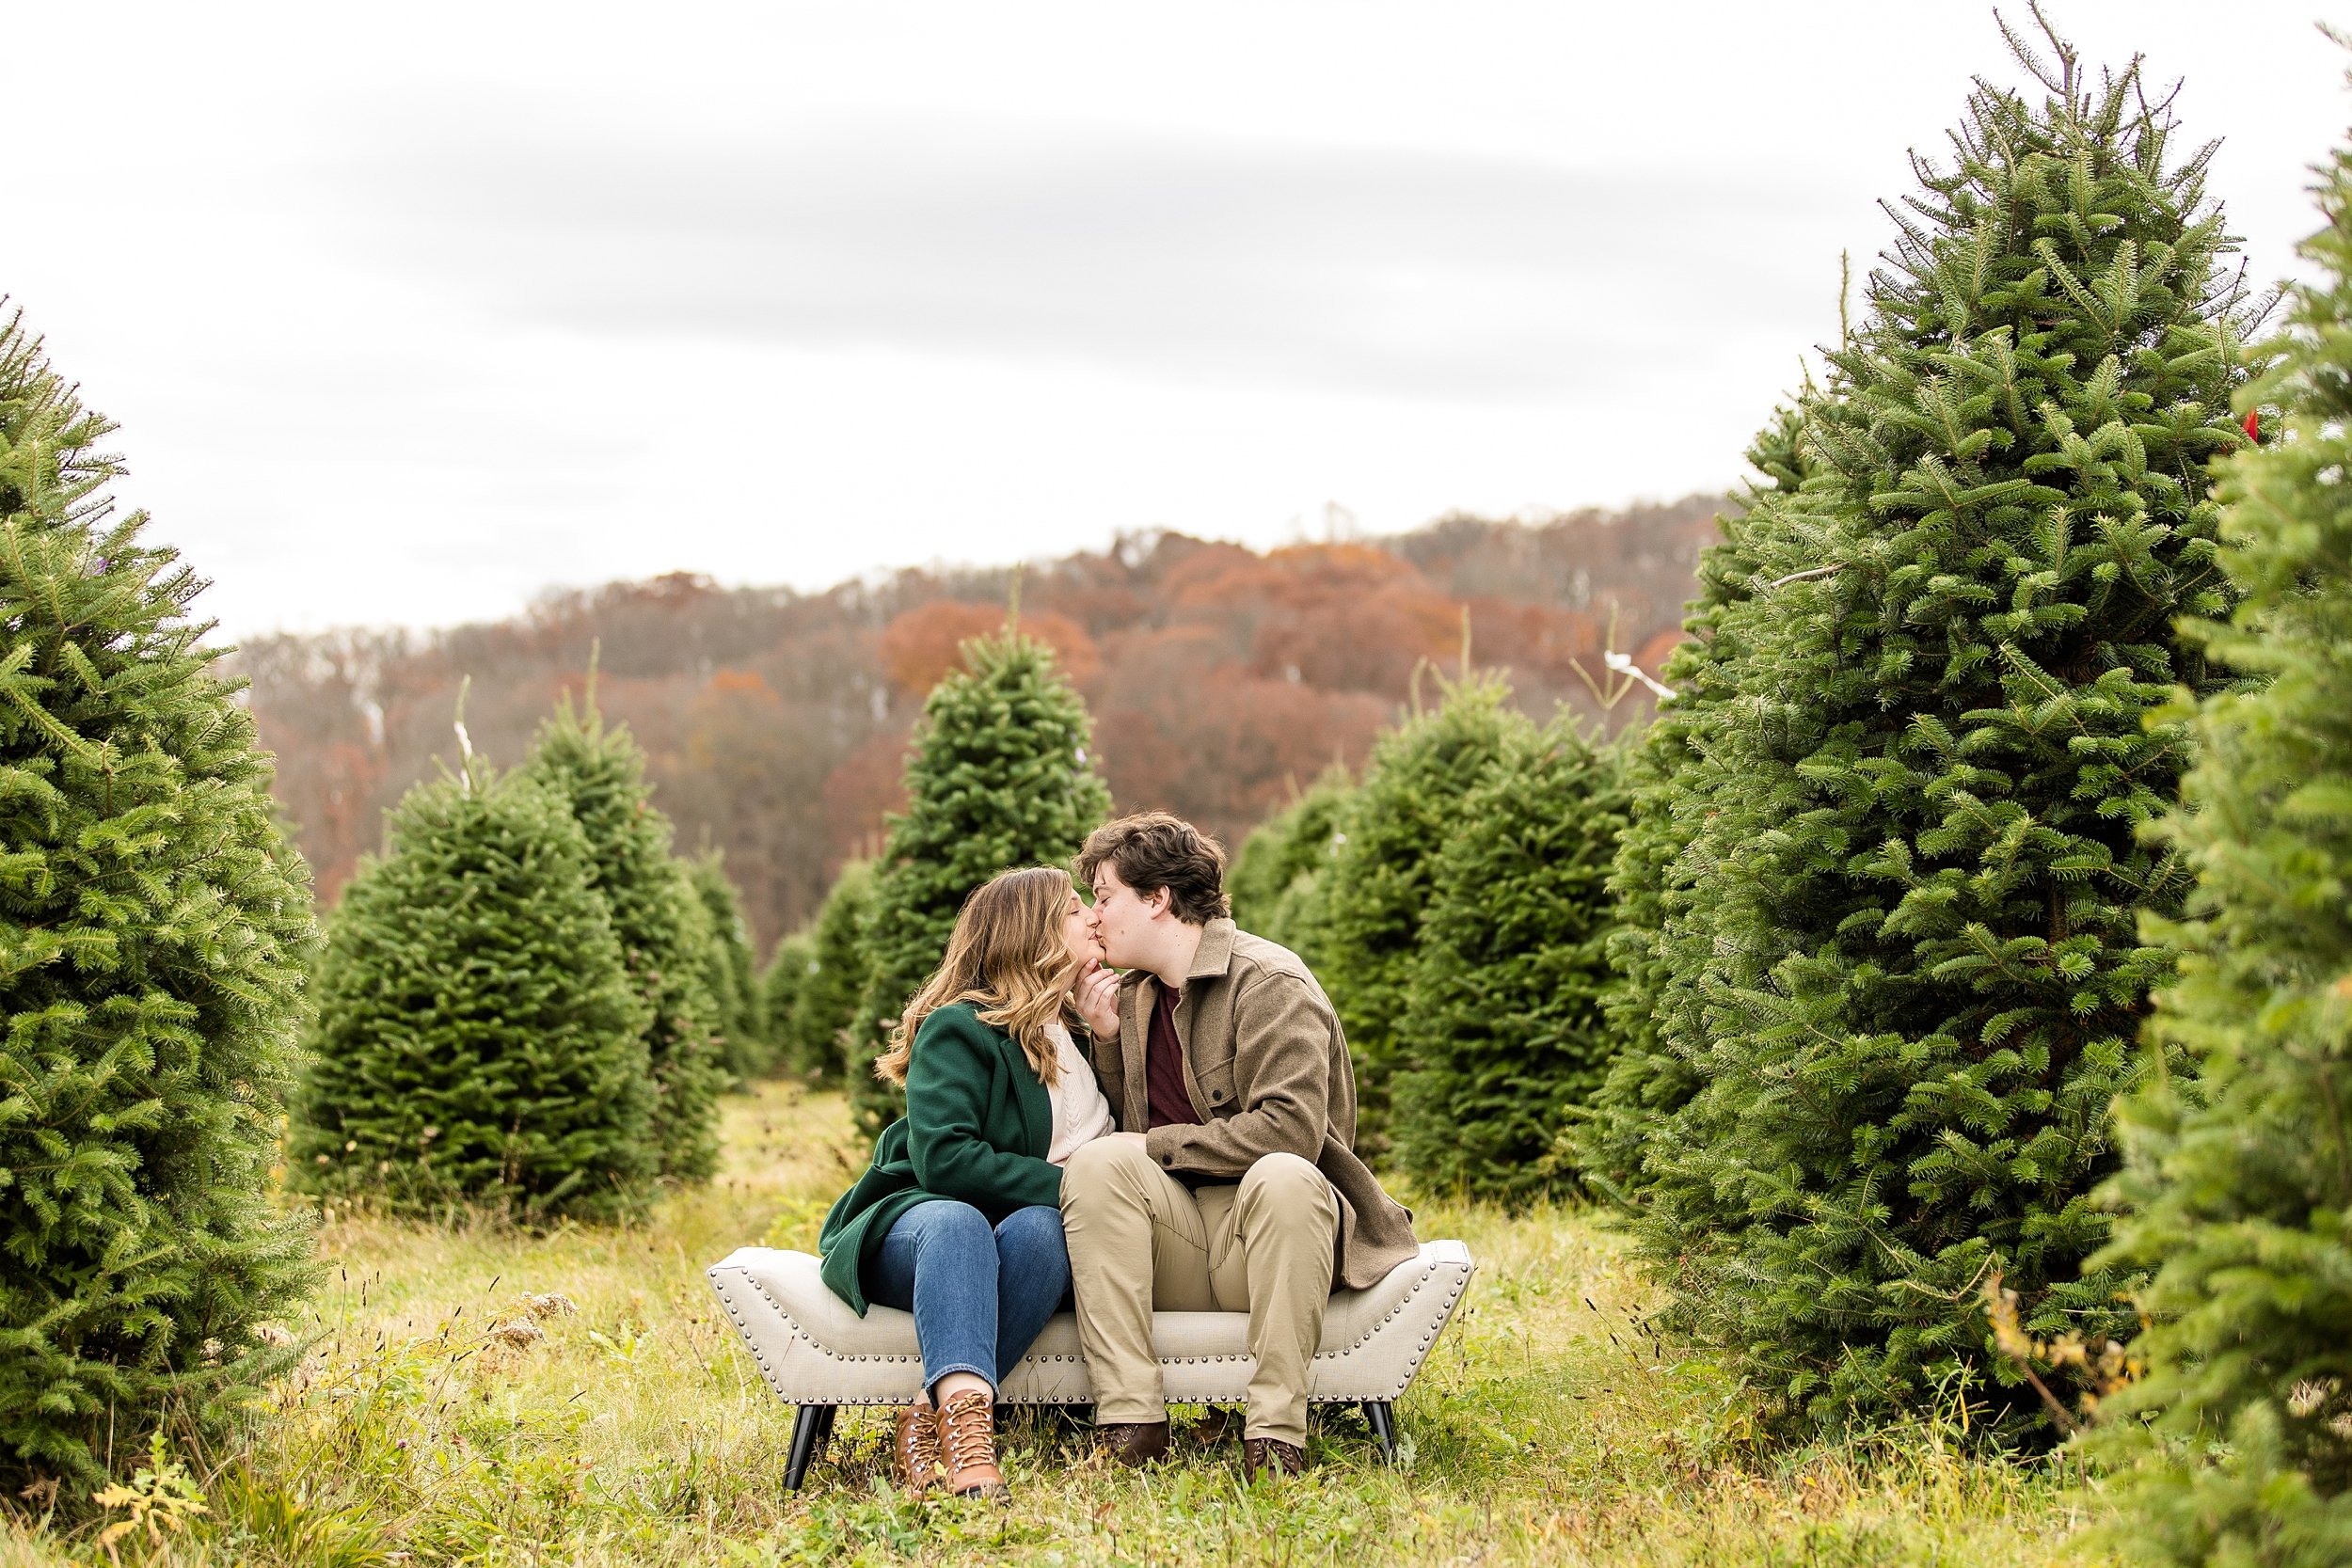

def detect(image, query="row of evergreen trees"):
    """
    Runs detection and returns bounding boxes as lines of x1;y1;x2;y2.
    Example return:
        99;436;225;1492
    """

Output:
0;300;797;1486
1204;26;2346;1556
286;618;1120;1228
760;605;1633;1213
1539;22;2350;1561
755;613;1633;1212
291;690;771;1220
1230;674;1629;1207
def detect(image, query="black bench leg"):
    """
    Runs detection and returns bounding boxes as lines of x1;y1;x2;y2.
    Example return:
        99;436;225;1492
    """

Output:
1362;1401;1397;1465
785;1404;831;1491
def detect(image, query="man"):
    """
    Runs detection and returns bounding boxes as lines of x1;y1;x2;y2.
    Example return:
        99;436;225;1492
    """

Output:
1066;812;1417;1481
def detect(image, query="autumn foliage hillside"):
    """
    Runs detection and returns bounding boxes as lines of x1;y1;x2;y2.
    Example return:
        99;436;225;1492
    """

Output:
233;497;1724;948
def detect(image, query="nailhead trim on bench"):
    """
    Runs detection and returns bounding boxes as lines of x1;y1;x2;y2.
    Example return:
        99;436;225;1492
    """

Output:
709;1245;1474;1407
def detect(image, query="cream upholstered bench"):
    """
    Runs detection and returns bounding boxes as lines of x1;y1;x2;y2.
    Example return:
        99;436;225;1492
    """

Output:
707;1240;1474;1489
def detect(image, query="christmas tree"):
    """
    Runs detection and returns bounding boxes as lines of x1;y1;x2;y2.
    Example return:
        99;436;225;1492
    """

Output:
292;767;655;1222
759;928;814;1077
2093;118;2352;1567
1320;671;1528;1151
852;629;1111;1134
525;695;725;1181
1623;19;2252;1439
787;860;873;1086
688;848;767;1080
0;306;320;1490
1580;404;1824;1198
1226;765;1354;968
1391;719;1628;1206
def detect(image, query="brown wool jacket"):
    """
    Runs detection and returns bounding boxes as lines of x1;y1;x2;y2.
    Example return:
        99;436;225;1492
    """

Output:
1085;918;1418;1291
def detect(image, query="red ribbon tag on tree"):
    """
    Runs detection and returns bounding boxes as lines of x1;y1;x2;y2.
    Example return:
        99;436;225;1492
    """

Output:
2243;410;2261;441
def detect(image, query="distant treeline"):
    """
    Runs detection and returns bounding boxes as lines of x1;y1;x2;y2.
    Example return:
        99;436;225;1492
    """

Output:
231;499;1724;949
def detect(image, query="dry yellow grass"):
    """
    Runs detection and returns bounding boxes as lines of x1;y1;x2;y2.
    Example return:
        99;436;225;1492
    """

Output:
3;1083;2119;1565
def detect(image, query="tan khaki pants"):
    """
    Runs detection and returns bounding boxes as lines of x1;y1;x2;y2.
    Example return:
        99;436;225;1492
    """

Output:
1060;1139;1340;1447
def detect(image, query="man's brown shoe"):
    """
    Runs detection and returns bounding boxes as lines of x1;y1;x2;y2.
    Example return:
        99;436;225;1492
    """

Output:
888;1399;940;1494
1096;1420;1169;1466
935;1389;1009;1501
1243;1436;1307;1483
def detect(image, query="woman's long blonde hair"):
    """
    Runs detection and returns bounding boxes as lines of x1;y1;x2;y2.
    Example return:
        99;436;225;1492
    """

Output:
875;866;1087;1088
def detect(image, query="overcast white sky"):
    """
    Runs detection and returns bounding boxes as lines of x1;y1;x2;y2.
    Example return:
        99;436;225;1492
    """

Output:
5;2;2344;640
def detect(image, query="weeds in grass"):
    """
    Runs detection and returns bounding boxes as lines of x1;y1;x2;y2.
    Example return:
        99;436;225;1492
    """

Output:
88;1434;208;1564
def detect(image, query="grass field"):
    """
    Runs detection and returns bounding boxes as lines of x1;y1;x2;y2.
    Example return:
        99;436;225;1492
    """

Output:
4;1083;2119;1566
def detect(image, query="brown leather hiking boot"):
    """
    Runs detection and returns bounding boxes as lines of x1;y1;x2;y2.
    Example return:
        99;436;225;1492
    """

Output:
1243;1436;1307;1483
1096;1419;1169;1466
888;1399;939;1494
935;1389;1009;1501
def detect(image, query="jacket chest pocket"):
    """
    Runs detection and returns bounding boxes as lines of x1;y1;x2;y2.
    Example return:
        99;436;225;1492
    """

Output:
1196;1055;1238;1113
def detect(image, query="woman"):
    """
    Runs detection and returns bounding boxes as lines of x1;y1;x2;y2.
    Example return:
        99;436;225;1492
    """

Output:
816;866;1118;1500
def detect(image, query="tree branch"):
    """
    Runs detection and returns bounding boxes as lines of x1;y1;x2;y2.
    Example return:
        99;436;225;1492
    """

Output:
1763;563;1848;589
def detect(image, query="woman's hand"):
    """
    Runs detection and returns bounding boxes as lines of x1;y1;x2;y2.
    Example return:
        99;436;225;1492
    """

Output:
1073;959;1122;1040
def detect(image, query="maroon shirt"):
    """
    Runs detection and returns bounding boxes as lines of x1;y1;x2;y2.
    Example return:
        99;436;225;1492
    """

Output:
1145;982;1202;1131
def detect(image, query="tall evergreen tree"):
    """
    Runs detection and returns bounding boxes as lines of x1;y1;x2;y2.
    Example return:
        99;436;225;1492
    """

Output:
852;630;1111;1134
788;860;873;1086
1227;766;1353;966
1624;23;2252;1439
292;768;655;1222
1392;720;1628;1207
1321;672;1529;1152
0;308;319;1489
525;695;726;1181
760;928;814;1078
1581;404;1826;1197
689;848;766;1080
2093;119;2352;1568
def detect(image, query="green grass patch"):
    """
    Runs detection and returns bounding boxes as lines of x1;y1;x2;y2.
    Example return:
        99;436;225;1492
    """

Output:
3;1084;2116;1565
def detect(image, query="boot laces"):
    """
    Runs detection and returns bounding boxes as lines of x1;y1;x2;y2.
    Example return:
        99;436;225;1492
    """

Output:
939;1391;996;1472
900;1405;940;1468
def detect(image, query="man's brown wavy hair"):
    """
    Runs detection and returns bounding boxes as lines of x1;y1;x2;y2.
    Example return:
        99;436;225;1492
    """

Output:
1076;813;1231;926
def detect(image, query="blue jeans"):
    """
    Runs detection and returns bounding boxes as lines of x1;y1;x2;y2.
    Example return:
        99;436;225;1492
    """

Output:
866;1201;1071;1398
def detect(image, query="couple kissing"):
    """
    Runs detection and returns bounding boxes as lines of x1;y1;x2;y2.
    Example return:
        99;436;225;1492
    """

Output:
814;812;1417;1499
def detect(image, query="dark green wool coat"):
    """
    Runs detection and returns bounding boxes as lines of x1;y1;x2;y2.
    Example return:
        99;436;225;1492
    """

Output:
818;1002;1064;1313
